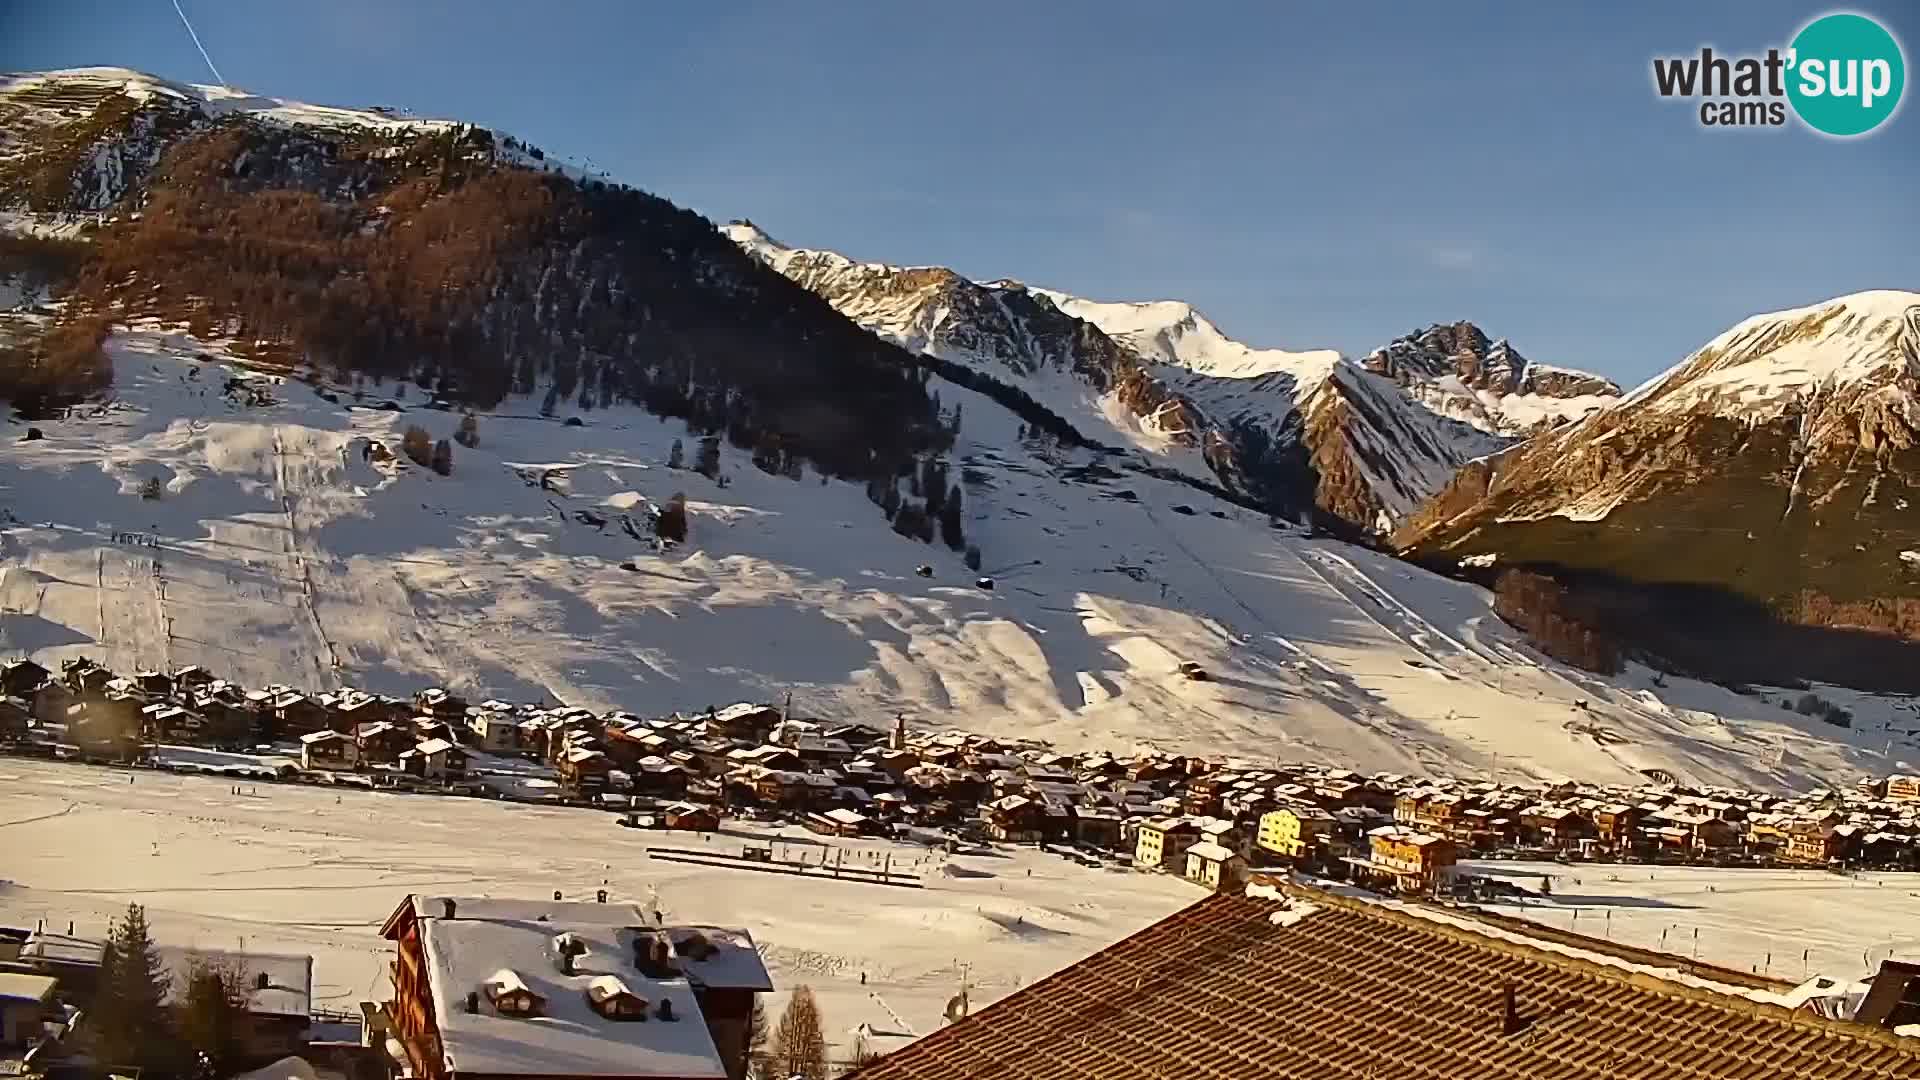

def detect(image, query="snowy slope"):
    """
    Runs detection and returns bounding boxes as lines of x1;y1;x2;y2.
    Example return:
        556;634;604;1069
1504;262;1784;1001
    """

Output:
1028;290;1339;378
1;323;1912;792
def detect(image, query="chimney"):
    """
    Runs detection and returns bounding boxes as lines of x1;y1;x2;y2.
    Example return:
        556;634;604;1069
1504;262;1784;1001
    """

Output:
1500;982;1523;1036
559;951;575;975
465;991;479;1014
443;898;457;919
657;997;676;1022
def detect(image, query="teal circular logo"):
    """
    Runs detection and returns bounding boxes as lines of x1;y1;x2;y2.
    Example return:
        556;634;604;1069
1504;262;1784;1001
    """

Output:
1787;13;1905;136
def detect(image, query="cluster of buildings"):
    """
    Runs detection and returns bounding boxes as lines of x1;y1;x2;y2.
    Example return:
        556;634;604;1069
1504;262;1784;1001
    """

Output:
6;656;1920;888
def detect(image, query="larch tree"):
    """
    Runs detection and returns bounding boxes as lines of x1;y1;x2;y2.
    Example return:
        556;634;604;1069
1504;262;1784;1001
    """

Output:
771;984;828;1080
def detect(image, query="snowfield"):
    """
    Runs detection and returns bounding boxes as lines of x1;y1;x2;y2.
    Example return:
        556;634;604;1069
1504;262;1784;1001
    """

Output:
0;757;1196;1048
0;325;1914;791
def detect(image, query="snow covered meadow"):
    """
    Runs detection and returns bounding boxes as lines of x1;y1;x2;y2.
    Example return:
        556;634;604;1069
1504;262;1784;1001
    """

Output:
0;325;1914;792
0;757;1196;1051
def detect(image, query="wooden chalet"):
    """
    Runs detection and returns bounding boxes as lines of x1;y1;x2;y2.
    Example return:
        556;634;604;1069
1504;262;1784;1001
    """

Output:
356;721;416;764
270;691;329;737
400;738;467;781
300;729;359;771
0;658;50;698
983;795;1045;843
0;695;28;741
379;895;773;1080
560;747;614;792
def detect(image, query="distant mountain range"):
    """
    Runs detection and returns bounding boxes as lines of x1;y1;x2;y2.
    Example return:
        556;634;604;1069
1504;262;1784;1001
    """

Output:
726;221;1619;531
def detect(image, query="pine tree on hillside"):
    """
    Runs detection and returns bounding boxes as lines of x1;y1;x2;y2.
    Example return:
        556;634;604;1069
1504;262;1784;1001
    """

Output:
656;493;688;543
431;438;454;476
667;438;684;470
91;902;174;1070
772;985;828;1080
964;544;983;571
695;435;722;480
881;483;901;521
454;413;479;448
401;425;433;468
941;485;965;550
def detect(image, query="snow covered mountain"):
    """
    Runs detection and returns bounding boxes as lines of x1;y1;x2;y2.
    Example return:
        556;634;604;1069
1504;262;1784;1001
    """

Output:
1396;291;1920;683
0;67;951;478
1;321;1910;794
726;223;1615;531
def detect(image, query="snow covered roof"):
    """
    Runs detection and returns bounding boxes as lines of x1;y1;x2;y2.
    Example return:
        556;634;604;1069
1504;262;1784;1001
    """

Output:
1185;841;1240;863
417;909;730;1079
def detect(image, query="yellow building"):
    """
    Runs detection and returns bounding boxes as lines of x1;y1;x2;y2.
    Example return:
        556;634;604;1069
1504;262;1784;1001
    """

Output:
1135;817;1200;872
1359;827;1456;893
1183;841;1246;892
1257;808;1334;860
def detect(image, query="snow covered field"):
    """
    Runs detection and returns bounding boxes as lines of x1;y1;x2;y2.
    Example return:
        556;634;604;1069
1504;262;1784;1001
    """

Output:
0;757;1197;1049
1460;858;1920;984
0;325;1913;790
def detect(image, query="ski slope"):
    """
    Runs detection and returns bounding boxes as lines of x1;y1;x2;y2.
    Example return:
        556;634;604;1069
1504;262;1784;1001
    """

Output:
0;324;1912;790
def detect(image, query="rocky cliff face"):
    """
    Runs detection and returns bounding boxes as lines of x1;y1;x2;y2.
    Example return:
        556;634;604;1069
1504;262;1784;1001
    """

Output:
1363;321;1623;436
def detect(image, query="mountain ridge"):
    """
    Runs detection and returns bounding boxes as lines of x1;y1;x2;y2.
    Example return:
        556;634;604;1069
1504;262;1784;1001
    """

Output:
724;220;1618;531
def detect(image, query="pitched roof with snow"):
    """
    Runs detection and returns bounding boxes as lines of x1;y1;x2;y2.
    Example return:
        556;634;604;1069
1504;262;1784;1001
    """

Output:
395;897;771;1080
846;887;1920;1080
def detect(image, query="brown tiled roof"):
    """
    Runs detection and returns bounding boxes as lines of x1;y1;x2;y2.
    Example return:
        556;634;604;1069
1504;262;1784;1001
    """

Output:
850;887;1920;1080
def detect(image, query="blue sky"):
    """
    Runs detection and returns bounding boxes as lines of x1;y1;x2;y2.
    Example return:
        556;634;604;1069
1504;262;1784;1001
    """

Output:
4;2;1914;386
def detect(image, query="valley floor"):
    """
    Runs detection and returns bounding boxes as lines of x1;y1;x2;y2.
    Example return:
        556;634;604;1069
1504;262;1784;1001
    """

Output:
1;757;1913;1059
0;757;1197;1051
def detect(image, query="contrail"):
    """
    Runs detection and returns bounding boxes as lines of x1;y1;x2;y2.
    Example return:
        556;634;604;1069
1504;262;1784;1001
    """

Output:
169;0;226;85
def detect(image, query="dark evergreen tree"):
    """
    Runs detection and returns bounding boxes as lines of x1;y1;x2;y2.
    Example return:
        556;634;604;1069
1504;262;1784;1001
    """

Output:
91;903;173;1071
695;435;722;479
655;493;688;543
177;956;250;1077
667;438;684;470
941;485;965;549
964;544;983;571
880;483;901;521
431;438;454;476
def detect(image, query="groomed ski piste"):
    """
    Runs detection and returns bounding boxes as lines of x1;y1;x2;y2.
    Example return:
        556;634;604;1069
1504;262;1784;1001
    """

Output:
1;323;1915;791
